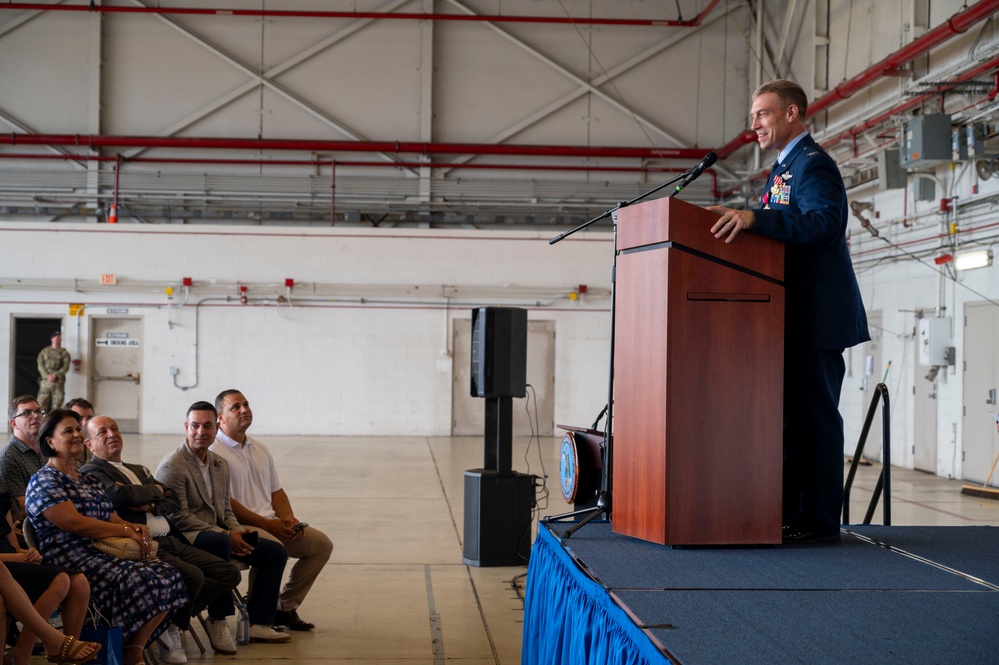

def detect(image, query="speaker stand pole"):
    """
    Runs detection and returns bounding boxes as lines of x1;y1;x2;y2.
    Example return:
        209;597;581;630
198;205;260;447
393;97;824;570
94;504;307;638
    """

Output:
484;396;513;473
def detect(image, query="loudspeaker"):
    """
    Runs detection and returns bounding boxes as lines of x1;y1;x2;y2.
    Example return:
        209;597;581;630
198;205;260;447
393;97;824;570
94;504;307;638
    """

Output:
470;307;527;398
462;469;535;566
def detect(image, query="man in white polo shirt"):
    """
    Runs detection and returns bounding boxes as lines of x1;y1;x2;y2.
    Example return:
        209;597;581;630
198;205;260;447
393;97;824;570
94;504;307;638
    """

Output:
210;389;333;631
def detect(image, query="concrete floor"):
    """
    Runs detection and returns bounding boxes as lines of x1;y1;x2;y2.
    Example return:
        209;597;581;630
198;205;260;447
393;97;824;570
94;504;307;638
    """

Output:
102;432;999;664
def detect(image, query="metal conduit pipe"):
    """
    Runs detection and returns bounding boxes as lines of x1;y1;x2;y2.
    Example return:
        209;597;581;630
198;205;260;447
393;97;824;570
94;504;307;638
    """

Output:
0;151;706;174
807;0;999;118
713;0;999;166
822;54;999;153
1;1;993;175
716;53;999;198
12;2;991;176
0;155;722;203
0;134;711;161
0;0;722;28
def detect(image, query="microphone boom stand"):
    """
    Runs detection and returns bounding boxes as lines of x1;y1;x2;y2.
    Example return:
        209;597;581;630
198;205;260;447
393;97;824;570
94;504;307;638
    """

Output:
545;167;697;538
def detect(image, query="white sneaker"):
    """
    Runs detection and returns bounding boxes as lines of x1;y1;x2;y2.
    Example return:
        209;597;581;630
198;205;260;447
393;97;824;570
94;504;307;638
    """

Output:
206;618;238;655
249;624;292;643
158;624;188;664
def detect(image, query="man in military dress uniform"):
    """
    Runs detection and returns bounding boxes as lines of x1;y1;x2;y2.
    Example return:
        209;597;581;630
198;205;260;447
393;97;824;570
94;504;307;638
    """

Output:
708;80;869;544
37;331;70;413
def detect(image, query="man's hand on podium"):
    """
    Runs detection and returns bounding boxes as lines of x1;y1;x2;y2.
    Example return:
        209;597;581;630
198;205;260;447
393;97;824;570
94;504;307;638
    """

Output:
707;206;755;243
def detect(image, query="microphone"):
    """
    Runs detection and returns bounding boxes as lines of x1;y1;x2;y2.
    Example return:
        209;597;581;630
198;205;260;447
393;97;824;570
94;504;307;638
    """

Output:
673;152;718;194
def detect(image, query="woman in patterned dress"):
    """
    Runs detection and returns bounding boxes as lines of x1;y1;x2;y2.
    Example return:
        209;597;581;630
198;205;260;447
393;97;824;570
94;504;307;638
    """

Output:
25;410;187;665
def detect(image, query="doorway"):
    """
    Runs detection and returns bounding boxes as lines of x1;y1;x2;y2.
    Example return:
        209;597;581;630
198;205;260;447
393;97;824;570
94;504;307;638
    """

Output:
962;302;999;485
90;317;143;433
452;319;555;437
10;316;63;405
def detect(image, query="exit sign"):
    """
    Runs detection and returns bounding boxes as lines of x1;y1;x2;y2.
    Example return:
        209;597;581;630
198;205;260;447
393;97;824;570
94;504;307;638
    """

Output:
100;273;117;285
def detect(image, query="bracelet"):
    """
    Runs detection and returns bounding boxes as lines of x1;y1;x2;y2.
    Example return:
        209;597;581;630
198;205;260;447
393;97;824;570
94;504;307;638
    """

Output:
122;523;130;536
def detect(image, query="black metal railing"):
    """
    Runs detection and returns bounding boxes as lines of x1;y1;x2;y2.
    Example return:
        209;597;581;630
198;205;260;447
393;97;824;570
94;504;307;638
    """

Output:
843;383;891;526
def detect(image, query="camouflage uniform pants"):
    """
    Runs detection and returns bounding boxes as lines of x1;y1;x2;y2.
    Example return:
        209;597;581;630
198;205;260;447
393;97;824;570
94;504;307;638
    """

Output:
37;380;64;413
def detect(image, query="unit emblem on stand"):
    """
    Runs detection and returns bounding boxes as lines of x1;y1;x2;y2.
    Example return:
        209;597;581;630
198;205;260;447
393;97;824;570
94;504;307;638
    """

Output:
559;432;580;503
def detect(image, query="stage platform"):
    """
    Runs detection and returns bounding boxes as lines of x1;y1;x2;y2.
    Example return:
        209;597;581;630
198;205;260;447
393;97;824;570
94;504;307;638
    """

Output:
522;521;999;665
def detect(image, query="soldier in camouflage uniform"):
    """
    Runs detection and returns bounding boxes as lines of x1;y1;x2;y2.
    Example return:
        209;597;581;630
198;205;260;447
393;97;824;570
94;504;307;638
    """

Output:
36;331;70;413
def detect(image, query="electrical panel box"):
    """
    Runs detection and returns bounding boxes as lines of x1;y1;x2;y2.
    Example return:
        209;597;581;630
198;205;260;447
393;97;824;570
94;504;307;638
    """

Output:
878;149;906;189
918;316;953;366
901;114;953;168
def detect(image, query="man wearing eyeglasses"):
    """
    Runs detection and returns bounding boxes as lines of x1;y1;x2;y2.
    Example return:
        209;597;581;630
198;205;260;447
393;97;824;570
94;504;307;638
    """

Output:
0;395;46;525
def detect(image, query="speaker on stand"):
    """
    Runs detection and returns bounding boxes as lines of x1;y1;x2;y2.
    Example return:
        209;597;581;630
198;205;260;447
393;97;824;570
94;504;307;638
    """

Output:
463;306;537;567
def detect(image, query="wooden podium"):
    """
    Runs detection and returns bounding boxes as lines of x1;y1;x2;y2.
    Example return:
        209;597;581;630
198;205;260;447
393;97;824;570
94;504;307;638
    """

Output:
611;196;785;545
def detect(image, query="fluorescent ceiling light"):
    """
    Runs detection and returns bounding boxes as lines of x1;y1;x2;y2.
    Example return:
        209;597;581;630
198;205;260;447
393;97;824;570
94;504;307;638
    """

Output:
955;249;992;271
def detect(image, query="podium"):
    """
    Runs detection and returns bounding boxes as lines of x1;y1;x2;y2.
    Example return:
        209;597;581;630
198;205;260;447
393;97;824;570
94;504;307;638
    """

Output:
611;197;785;545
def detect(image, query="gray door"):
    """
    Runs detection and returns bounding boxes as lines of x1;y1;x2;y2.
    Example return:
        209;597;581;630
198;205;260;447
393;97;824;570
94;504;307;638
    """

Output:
962;303;999;485
912;310;939;473
856;310;884;461
90;317;143;433
452;319;555;437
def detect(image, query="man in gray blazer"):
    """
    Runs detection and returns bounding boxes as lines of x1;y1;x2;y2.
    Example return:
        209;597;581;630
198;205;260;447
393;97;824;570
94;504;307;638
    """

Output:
81;415;241;663
156;401;290;649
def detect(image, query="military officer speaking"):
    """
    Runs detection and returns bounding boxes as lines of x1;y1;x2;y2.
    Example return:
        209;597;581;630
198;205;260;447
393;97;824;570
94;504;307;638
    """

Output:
37;331;70;413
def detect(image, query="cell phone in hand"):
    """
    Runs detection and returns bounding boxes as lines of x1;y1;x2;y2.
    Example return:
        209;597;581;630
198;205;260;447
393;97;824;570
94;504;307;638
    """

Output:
292;522;309;532
242;530;260;546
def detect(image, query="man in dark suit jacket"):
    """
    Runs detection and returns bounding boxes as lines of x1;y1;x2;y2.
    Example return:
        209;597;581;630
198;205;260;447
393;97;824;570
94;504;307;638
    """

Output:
155;401;290;649
709;79;870;544
81;415;241;663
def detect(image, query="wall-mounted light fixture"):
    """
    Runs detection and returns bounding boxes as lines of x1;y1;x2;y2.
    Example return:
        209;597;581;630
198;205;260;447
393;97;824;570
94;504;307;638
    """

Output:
955;249;993;271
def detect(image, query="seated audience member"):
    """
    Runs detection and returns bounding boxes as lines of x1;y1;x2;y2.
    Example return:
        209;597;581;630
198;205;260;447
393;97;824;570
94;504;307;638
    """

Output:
211;389;333;630
0;396;45;526
0;485;90;665
0;561;100;665
155;401;290;649
63;398;95;469
25;409;188;665
81;415;241;664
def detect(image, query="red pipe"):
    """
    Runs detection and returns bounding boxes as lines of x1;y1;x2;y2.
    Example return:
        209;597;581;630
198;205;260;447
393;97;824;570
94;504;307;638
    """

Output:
822;54;999;152
0;134;711;160
808;0;999;118
0;153;719;198
0;151;707;174
715;0;999;169
0;1;721;28
110;154;120;224
716;32;999;196
715;131;758;160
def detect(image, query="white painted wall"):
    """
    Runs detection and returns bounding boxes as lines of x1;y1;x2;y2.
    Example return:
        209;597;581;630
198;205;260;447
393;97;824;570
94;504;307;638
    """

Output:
0;223;613;435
